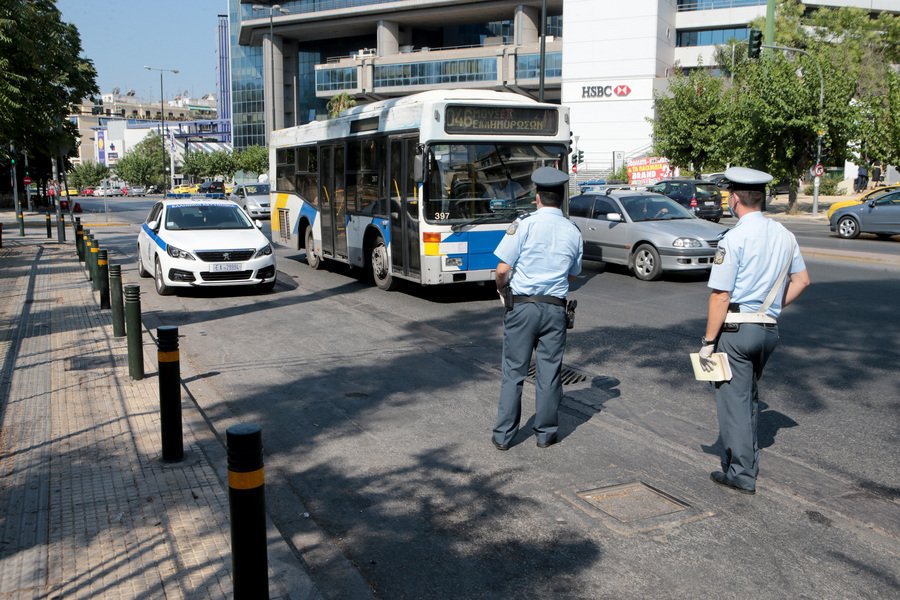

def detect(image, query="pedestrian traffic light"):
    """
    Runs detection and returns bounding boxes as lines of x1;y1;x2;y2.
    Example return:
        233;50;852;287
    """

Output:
748;28;763;59
577;150;584;164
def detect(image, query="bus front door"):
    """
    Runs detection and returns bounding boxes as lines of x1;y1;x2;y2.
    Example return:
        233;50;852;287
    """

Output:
389;137;420;278
320;144;348;260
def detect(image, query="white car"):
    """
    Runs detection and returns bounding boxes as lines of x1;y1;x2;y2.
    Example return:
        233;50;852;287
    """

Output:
231;183;271;218
137;199;277;295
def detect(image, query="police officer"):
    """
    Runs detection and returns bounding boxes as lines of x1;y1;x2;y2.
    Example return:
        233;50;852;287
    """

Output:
700;167;811;494
492;167;583;450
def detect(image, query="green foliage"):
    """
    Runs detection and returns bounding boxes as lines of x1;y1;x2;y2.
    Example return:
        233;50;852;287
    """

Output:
327;92;356;118
0;0;98;170
68;161;109;190
181;150;210;179
236;145;268;176
114;150;156;187
610;164;629;183
126;133;171;188
803;176;843;196
651;64;729;178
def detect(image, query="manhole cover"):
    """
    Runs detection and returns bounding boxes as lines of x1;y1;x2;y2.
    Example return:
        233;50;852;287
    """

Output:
577;482;689;523
527;363;590;386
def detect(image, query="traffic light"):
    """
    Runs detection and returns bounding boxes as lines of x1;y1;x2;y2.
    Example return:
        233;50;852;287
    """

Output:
577;150;584;164
748;28;763;59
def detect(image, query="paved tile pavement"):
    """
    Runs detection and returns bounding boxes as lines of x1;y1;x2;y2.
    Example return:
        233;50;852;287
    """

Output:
0;233;322;599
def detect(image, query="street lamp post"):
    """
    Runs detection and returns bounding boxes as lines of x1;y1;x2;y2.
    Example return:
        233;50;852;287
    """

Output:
763;44;824;217
144;65;179;194
253;4;288;142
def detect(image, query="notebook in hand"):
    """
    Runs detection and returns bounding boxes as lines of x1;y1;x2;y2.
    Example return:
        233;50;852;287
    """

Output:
690;352;732;382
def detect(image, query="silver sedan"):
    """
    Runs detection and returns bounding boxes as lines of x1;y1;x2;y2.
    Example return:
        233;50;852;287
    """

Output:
231;183;271;219
570;190;727;281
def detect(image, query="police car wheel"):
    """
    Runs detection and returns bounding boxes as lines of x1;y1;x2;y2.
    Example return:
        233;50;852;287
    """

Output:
371;238;397;291
154;257;174;296
632;244;662;281
305;227;322;269
837;216;860;239
137;247;151;278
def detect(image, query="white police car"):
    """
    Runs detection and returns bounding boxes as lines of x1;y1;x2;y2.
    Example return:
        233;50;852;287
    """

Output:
137;199;277;295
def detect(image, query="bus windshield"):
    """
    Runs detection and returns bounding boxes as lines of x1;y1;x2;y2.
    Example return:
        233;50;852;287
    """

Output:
424;142;567;225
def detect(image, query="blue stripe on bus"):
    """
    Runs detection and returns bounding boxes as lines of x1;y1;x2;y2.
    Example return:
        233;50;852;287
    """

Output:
444;229;504;271
299;203;318;228
142;223;167;250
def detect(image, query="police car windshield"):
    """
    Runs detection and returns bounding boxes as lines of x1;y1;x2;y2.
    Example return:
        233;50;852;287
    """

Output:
166;205;254;230
424;142;566;226
621;195;693;222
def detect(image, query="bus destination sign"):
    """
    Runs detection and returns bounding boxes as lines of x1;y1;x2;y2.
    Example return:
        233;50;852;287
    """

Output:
444;105;558;136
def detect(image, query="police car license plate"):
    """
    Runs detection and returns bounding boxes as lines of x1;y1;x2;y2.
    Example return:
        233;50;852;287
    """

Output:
211;263;242;272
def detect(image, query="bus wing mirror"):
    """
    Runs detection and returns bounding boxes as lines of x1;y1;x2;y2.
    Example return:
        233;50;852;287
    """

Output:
413;153;424;182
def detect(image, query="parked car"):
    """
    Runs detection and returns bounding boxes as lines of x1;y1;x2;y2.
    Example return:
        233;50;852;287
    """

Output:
569;189;727;280
128;185;147;197
231;183;271;218
80;187;94;196
826;184;900;220
646;178;724;222
198;181;225;196
171;184;195;195
61;186;79;197
136;199;277;295
829;189;900;239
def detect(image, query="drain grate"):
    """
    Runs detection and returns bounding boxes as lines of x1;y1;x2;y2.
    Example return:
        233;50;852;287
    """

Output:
527;363;591;386
577;482;689;523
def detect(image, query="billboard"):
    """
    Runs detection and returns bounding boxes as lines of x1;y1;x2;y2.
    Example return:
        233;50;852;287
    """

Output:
627;156;672;186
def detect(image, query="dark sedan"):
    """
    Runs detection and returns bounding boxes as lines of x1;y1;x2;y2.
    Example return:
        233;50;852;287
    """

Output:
830;190;900;239
647;178;724;222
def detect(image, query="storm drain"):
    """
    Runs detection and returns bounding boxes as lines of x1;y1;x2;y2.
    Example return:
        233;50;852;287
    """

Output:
527;363;591;386
577;482;689;523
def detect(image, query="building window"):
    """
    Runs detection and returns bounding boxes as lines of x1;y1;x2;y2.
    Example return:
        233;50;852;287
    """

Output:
676;27;749;47
315;67;358;92
515;52;562;79
374;58;497;88
676;0;765;11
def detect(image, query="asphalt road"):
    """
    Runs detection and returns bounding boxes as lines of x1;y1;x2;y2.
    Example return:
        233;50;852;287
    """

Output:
71;198;900;599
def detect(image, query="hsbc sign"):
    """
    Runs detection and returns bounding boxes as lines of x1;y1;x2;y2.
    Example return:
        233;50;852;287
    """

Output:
582;84;632;98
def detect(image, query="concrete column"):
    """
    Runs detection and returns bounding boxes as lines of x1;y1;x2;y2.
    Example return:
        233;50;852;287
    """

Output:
515;5;539;46
283;40;299;129
377;20;399;57
262;33;286;136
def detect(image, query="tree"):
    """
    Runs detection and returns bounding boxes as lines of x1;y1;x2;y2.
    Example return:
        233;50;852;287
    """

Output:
207;150;236;180
0;0;98;175
327;92;356;118
114;150;156;187
182;149;210;180
122;133;171;189
236;145;268;177
651;64;729;178
69;161;109;190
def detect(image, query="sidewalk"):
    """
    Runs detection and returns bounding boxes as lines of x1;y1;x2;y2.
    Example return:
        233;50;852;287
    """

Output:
0;234;322;599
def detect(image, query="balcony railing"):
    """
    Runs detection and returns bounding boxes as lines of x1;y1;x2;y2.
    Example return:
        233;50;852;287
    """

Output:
676;0;766;11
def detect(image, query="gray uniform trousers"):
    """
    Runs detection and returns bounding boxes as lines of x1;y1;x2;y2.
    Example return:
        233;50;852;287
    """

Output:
715;323;779;490
493;302;567;446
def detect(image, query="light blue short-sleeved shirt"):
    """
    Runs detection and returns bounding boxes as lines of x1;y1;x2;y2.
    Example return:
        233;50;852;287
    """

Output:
494;206;583;298
708;212;806;319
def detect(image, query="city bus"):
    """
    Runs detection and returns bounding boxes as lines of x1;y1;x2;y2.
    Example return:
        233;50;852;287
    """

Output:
269;89;570;290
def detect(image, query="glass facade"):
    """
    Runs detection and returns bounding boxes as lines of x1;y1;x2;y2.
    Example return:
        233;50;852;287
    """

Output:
229;0;265;150
316;67;358;92
676;27;749;47
516;52;562;79
676;0;765;11
374;58;497;88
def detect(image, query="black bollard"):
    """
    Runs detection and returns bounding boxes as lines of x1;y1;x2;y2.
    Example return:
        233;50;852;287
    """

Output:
46;213;52;238
75;223;84;261
98;249;110;309
124;284;144;380
227;423;269;599
0;222;3;248
157;326;183;462
90;242;100;291
109;265;125;337
83;233;93;281
58;213;66;243
17;211;24;237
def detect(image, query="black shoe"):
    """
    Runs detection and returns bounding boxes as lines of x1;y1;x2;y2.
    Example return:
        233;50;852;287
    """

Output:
536;437;558;449
710;471;755;495
492;439;510;451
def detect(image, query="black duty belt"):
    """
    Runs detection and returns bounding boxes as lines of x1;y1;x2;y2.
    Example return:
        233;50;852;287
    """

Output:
513;295;566;307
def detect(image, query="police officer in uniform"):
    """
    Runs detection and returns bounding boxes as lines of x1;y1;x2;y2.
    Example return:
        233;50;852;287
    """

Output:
492;167;583;450
701;167;810;494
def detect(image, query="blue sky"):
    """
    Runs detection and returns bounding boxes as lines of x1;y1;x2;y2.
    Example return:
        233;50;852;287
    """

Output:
57;0;227;102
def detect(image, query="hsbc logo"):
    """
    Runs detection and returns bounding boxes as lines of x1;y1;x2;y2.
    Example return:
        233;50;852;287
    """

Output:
582;84;631;98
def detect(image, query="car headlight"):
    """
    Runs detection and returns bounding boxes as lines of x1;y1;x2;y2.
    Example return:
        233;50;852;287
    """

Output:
166;245;196;260
254;243;273;258
673;237;702;248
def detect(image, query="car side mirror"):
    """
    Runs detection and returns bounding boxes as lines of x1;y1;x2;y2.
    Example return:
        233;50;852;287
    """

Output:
868;200;877;207
148;219;159;232
607;213;622;222
255;219;263;229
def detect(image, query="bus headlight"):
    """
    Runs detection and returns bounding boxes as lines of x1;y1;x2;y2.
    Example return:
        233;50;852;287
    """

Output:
445;257;463;268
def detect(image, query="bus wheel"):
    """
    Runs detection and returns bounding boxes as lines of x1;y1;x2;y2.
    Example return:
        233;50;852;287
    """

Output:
305;228;322;269
371;238;396;291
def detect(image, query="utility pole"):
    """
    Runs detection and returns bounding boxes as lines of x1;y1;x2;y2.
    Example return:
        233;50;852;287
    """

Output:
538;0;547;102
765;0;776;48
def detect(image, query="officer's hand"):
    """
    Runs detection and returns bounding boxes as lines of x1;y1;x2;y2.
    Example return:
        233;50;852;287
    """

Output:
699;343;715;370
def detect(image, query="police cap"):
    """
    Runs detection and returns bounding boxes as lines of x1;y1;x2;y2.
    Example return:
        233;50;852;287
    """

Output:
532;166;569;191
721;166;773;192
